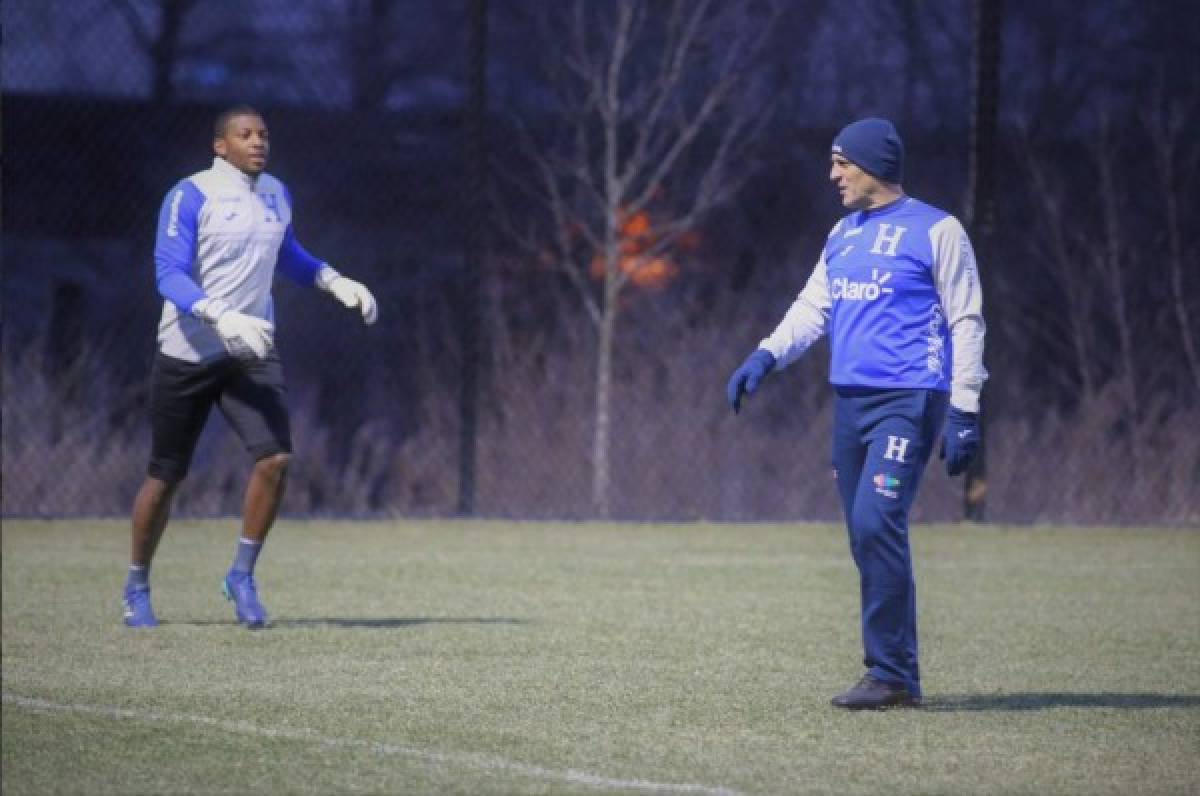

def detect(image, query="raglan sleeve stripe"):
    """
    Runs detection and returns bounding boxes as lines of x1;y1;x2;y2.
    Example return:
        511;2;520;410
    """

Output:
758;255;832;368
930;216;988;412
154;180;207;313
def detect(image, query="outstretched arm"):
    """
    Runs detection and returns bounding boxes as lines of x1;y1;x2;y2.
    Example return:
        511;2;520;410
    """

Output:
727;255;831;413
757;257;832;368
276;185;377;325
279;231;378;326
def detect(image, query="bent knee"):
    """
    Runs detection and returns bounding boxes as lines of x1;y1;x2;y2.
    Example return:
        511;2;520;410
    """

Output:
255;452;292;480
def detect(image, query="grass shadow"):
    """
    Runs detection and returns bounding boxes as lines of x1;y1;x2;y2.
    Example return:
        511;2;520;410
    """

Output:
170;617;530;629
925;692;1200;711
276;617;530;629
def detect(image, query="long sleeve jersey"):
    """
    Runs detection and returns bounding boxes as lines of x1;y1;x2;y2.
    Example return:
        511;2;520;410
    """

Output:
759;196;987;412
154;156;325;363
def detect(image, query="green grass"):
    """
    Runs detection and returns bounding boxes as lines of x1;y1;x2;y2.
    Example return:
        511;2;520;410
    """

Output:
3;519;1198;795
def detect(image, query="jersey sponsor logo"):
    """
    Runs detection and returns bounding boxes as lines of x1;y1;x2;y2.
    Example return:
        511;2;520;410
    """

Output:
873;472;901;499
831;268;893;301
166;189;184;237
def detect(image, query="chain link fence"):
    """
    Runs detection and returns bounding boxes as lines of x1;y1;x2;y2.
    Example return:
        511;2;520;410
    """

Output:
3;1;1198;525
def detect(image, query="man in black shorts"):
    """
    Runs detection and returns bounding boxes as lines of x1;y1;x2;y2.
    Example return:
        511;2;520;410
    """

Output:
124;105;378;628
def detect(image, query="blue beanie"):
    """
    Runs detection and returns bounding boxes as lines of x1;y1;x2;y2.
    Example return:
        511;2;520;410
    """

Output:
832;118;904;183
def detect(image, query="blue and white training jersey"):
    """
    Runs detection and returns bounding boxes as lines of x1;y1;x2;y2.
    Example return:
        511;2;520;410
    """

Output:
154;156;325;363
759;196;987;412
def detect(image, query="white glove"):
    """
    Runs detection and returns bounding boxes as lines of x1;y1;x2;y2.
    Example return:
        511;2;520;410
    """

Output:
317;266;378;325
194;298;275;360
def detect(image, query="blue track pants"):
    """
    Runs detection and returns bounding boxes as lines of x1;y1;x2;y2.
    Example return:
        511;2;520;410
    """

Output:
831;386;947;698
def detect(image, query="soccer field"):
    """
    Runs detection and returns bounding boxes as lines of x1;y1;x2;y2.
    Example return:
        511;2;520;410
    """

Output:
3;520;1198;795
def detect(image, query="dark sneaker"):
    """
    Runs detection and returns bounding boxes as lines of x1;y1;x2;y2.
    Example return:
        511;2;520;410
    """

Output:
123;586;159;627
831;674;920;710
223;570;268;628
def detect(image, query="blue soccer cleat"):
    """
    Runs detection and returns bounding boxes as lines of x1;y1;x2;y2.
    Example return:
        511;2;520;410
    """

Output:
223;570;268;628
123;586;159;628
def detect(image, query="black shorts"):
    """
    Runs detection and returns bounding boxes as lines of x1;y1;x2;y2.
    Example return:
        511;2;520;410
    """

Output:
147;352;293;483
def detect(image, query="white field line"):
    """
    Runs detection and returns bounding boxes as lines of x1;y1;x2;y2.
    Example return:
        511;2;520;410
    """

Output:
3;693;742;796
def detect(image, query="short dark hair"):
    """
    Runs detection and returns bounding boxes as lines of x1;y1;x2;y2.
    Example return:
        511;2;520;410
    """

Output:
214;104;263;138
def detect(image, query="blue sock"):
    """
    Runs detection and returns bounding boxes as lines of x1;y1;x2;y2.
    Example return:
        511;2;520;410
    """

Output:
232;538;263;574
126;565;150;592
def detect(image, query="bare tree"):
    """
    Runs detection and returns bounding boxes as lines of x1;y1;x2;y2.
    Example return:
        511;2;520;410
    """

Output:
1089;114;1139;422
861;0;973;134
1144;92;1200;398
335;0;464;110
496;0;781;517
112;0;199;101
109;0;306;104
1015;132;1099;400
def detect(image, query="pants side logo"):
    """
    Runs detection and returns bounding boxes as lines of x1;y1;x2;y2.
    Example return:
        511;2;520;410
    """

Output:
883;435;910;463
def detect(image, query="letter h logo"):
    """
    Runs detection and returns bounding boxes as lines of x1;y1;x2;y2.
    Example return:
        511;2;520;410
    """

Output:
870;224;907;257
883;435;910;463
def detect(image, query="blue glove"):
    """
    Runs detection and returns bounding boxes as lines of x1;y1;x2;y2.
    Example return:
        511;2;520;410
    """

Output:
940;408;980;476
726;350;776;413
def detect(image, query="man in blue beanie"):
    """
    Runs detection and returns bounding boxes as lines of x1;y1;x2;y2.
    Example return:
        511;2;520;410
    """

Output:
726;118;987;709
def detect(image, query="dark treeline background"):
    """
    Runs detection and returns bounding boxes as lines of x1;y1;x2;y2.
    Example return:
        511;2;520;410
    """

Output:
3;0;1197;524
